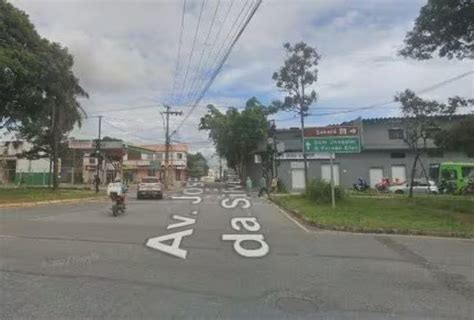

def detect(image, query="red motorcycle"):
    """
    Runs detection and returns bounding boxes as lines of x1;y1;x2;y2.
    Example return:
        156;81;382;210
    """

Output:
375;177;391;192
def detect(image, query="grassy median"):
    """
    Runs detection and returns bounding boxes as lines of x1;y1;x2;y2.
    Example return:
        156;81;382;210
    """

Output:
0;187;102;204
273;195;474;238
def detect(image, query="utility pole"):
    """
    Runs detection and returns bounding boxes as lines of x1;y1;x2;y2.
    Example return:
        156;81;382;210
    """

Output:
161;106;182;190
300;108;308;186
269;120;277;179
95;115;102;193
219;157;223;180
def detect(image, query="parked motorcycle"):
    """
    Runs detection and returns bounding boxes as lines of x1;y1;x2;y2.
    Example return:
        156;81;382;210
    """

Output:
353;178;369;192
375;177;391;193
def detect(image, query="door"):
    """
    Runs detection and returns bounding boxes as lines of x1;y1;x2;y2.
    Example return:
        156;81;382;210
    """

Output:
321;164;340;186
369;168;384;188
291;169;305;189
391;165;406;183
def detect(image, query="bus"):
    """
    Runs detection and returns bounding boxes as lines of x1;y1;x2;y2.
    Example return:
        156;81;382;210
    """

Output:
438;162;474;194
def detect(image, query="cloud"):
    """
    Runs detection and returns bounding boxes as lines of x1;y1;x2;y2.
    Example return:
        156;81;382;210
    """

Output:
9;0;473;157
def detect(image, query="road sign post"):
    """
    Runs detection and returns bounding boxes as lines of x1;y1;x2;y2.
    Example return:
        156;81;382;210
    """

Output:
303;125;362;209
329;153;336;209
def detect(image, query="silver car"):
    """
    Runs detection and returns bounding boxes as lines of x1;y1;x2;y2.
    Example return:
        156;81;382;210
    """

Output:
388;180;439;195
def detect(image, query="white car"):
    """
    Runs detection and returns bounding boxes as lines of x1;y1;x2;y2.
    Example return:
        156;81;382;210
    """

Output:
388;180;439;195
137;177;163;199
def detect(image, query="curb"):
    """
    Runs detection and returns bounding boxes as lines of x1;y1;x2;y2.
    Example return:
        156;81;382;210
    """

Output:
270;197;473;240
0;197;107;209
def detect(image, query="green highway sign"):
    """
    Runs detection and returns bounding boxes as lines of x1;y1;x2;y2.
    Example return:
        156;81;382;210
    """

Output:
304;136;361;153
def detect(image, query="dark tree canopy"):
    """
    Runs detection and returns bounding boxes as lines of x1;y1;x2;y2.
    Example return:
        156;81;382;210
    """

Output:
187;152;209;178
0;0;46;128
435;115;474;157
199;97;274;177
399;0;474;60
1;0;88;188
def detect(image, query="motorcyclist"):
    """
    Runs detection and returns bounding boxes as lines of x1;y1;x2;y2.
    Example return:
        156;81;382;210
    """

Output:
107;177;126;209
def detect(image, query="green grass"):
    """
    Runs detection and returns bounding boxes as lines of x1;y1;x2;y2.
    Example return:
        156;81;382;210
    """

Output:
0;187;102;204
274;195;474;238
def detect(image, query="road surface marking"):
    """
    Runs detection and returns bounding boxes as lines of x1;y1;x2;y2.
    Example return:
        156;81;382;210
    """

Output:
191;210;198;215
171;196;202;204
274;204;310;233
167;215;196;230
146;229;193;259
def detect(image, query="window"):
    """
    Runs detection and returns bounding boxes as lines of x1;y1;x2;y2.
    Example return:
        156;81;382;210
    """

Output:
390;152;405;159
177;153;183;160
148;169;156;176
89;158;96;164
461;167;474;178
441;169;457;180
388;129;404;140
429;164;440;181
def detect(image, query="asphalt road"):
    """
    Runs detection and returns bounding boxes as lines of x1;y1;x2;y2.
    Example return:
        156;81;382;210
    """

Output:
1;182;473;319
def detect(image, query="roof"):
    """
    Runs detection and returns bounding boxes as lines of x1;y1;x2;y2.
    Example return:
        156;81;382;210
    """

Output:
344;114;470;125
127;145;156;153
139;144;188;153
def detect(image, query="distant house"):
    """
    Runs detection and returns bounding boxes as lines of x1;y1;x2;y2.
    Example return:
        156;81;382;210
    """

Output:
0;140;52;185
139;144;188;184
246;115;472;191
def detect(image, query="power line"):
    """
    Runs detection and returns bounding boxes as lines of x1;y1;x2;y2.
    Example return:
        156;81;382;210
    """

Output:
183;0;221;106
176;0;207;106
274;70;474;122
169;0;187;106
170;0;262;137
89;104;161;115
102;119;155;141
184;0;251;108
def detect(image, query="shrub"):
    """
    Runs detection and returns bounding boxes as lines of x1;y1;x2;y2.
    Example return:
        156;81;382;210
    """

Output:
277;178;288;193
305;179;345;203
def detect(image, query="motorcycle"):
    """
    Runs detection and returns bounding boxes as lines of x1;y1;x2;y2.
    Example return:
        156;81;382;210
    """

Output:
375;177;391;193
353;178;369;192
110;192;126;216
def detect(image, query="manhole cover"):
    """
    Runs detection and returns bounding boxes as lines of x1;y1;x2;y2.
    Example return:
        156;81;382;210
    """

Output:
276;297;318;314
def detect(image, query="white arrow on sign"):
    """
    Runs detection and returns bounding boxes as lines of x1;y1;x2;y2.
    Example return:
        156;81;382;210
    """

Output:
305;141;312;150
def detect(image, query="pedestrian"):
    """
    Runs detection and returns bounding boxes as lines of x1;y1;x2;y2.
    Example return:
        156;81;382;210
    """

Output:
271;176;278;193
258;174;269;197
246;176;253;194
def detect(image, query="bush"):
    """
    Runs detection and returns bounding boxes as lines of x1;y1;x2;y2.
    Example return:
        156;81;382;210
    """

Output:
305;179;345;203
277;178;288;193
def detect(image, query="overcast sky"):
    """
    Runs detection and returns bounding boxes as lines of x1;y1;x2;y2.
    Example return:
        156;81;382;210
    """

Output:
9;0;474;163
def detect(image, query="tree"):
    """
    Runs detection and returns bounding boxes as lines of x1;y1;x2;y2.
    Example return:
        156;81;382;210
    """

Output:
199;97;275;179
435;115;474;157
0;0;46;128
399;0;474;60
187;153;209;178
272;42;321;184
1;2;88;189
394;90;470;197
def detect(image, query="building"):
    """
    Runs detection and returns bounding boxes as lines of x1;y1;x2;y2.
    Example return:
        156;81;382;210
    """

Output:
139;144;188;184
0;140;52;185
68;139;165;184
246;115;472;192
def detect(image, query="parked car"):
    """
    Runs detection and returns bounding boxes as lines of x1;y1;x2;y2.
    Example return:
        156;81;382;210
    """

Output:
388;179;439;195
137;176;163;199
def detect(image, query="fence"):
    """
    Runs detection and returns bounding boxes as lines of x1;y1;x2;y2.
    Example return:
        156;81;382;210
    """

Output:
0;167;84;186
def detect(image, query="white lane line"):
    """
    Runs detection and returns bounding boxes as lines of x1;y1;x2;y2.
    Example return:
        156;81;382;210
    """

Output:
273;203;310;233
